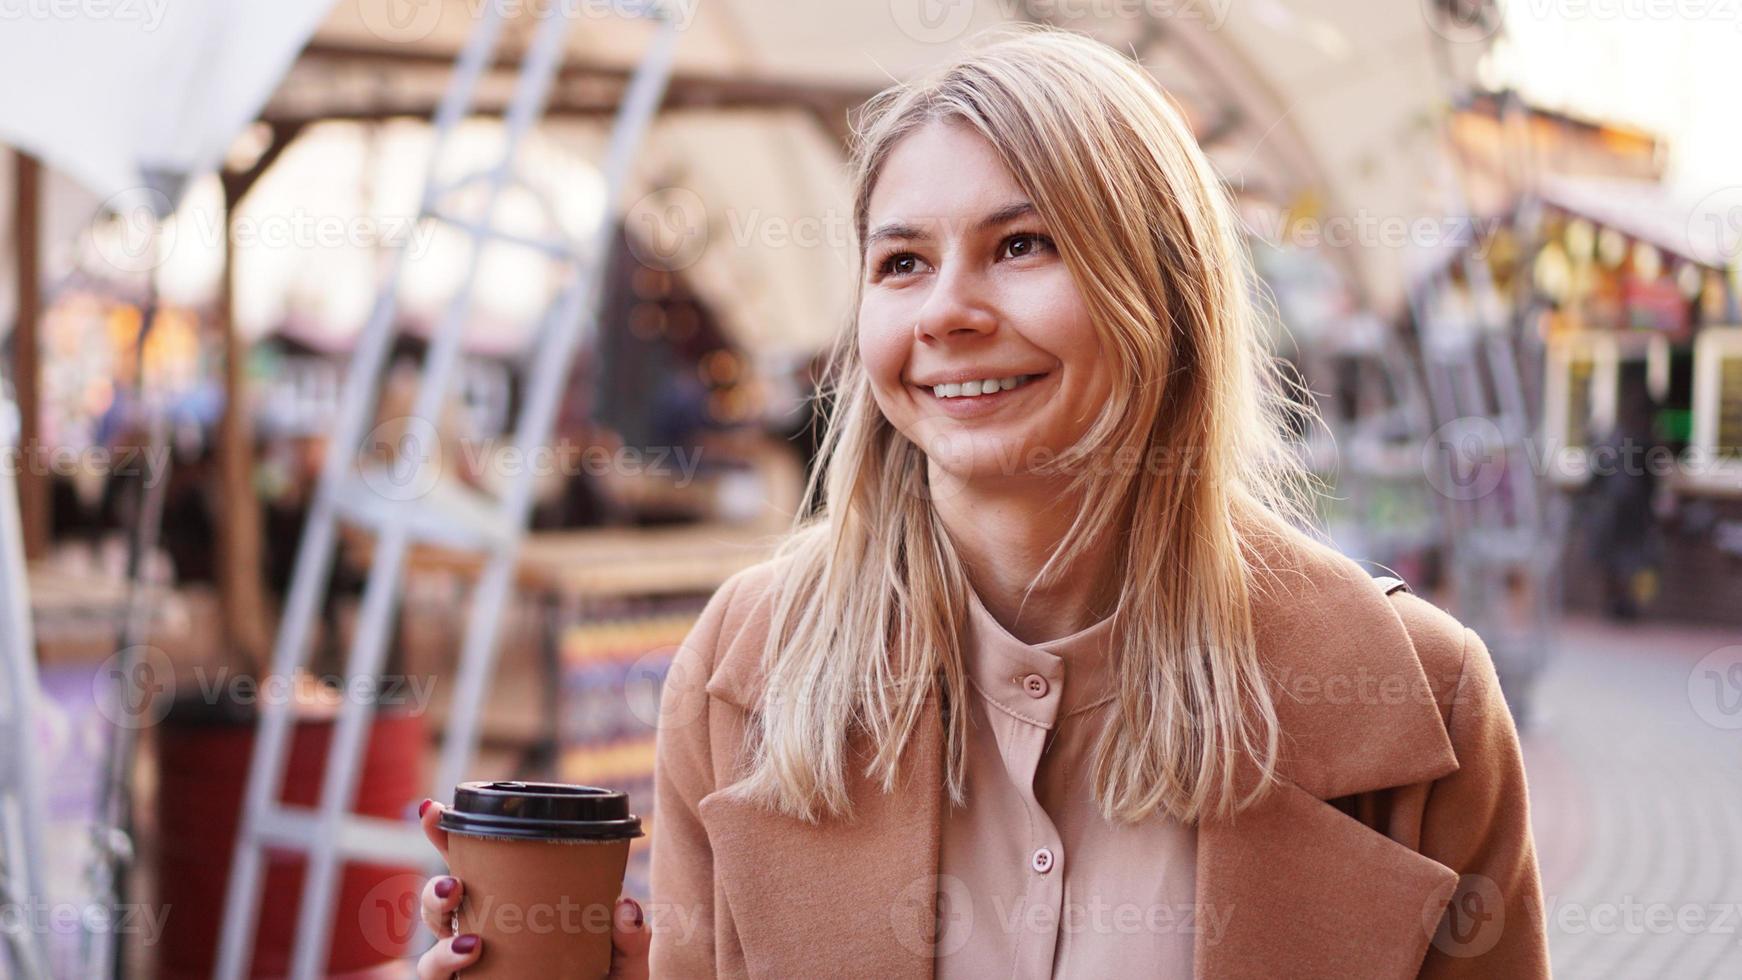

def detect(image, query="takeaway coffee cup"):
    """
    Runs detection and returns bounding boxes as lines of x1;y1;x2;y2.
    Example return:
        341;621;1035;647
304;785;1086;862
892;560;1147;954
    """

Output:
439;780;644;978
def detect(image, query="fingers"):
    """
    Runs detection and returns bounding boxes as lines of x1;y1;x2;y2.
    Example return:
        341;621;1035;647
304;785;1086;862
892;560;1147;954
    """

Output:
419;798;450;862
420;874;463;940
415;933;481;980
608;896;651;980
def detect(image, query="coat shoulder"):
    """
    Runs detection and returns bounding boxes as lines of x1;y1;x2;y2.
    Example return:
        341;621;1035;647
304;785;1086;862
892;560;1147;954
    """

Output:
1385;590;1479;722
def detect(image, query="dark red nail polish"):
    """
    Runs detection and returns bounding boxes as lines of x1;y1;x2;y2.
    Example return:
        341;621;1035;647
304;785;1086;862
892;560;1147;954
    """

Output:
434;876;456;900
452;934;480;955
418;798;432;818
627;897;644;929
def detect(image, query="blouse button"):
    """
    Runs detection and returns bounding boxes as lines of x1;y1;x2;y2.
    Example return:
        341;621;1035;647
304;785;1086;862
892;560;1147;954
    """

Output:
1020;673;1049;698
1031;847;1055;874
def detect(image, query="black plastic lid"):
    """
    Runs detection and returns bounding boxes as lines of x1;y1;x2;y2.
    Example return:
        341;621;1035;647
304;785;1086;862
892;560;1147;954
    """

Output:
438;781;643;841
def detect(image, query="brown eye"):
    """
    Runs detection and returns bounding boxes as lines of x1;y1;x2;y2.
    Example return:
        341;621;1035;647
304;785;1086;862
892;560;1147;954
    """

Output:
1003;232;1052;259
878;252;922;277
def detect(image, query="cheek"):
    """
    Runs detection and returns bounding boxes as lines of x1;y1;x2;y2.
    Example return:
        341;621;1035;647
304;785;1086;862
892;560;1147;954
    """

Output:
856;313;911;395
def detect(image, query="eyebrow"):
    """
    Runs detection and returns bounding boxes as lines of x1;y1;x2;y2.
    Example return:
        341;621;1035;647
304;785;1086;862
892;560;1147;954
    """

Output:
864;201;1039;248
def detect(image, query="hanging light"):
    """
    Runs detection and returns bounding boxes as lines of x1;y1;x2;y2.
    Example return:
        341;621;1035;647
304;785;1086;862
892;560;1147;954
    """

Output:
1597;227;1628;269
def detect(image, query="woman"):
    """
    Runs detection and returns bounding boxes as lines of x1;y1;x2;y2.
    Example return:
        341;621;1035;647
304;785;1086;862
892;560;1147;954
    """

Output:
417;27;1547;978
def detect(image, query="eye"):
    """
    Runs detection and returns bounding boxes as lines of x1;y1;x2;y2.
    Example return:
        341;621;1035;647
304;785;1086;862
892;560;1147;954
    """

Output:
1001;231;1053;260
875;251;927;278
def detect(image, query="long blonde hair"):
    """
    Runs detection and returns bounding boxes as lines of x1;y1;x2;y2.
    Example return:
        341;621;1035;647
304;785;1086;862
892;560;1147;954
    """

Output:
727;26;1316;825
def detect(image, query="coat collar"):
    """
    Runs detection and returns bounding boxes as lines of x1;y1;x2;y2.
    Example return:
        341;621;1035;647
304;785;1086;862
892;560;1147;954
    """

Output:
696;521;1461;978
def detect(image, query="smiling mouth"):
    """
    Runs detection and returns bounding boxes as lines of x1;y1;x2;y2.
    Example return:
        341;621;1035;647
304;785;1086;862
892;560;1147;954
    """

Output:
917;372;1048;399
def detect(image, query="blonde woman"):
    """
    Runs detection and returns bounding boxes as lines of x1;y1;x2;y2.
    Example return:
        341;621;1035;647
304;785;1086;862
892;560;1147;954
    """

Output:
416;26;1547;979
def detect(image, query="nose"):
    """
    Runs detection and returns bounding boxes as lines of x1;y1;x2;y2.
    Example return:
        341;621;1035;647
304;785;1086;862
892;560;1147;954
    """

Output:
914;263;997;344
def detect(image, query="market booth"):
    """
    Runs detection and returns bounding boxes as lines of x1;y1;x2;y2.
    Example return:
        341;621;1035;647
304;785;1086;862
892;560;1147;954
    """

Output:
1528;176;1742;623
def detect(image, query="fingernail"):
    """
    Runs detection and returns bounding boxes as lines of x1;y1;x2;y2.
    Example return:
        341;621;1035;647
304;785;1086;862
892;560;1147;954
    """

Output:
452;934;480;955
418;798;433;818
434;876;456;900
624;897;643;929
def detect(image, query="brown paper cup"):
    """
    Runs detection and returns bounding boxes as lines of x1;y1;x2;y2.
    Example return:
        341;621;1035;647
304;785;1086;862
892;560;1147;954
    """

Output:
440;781;643;979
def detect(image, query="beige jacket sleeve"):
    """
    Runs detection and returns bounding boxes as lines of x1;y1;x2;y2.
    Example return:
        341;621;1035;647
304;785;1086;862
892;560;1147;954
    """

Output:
1416;626;1551;978
648;573;744;978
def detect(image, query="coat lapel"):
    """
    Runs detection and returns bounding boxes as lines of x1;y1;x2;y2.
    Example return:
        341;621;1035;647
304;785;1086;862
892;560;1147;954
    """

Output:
696;690;944;980
695;523;1466;978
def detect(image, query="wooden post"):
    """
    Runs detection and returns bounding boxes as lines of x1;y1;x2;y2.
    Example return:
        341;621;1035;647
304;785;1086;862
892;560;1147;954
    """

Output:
213;122;303;671
12;151;48;560
214;178;269;669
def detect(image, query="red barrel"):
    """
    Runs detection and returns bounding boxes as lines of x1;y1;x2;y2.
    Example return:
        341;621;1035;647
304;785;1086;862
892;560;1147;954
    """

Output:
154;702;426;978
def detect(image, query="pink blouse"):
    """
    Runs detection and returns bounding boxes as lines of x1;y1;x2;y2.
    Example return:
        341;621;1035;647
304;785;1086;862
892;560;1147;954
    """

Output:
934;587;1199;978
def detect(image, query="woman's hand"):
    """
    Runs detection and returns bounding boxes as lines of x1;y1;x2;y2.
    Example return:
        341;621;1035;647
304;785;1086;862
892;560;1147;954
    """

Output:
415;799;652;979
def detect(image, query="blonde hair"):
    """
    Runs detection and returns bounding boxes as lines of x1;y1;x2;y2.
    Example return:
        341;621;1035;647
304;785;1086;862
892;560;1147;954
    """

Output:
726;26;1316;825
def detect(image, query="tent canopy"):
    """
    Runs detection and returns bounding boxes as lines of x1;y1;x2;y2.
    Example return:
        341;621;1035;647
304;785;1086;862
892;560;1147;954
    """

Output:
4;1;1469;356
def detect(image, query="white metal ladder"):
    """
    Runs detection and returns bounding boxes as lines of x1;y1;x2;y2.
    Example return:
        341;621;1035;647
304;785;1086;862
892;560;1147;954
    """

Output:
0;400;52;980
214;4;682;977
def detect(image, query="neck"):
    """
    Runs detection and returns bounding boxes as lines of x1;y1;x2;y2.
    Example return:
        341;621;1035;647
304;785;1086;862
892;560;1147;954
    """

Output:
930;462;1121;645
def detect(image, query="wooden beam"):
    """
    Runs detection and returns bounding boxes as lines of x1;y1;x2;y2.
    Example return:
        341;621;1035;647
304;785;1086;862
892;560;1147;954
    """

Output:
264;41;874;130
11;151;47;560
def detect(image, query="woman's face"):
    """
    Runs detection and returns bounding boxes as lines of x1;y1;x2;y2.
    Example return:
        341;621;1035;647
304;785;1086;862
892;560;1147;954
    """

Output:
857;120;1113;490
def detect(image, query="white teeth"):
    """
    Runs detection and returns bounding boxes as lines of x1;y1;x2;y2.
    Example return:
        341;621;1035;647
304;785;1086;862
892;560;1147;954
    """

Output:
931;374;1031;398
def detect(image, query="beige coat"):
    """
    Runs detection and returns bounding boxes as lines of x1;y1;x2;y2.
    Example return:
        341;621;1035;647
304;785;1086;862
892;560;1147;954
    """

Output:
648;524;1550;978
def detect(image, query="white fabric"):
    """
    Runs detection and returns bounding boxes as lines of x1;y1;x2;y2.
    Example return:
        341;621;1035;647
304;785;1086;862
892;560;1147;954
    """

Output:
0;0;335;212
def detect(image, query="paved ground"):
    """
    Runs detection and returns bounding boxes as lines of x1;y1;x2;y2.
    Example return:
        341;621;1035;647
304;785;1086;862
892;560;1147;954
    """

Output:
1520;614;1742;979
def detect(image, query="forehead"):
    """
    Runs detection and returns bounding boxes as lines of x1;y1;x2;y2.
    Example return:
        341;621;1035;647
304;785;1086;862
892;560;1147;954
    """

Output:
865;119;1027;226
